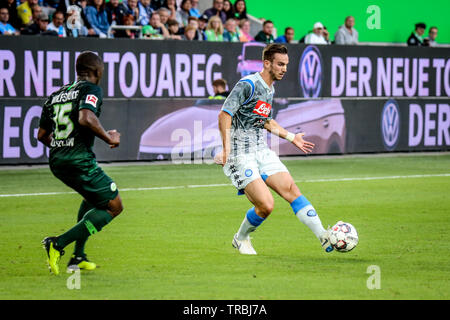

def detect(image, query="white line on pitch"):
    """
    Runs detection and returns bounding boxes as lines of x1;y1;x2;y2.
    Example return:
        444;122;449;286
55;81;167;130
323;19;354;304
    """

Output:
0;173;449;198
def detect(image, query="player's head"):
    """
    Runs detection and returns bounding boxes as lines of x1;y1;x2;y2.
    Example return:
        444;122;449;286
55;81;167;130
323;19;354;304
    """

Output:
262;43;288;81
76;51;104;85
212;78;227;94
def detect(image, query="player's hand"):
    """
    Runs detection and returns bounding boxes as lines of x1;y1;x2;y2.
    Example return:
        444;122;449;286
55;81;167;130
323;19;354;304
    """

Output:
292;133;315;154
214;150;228;166
107;129;120;148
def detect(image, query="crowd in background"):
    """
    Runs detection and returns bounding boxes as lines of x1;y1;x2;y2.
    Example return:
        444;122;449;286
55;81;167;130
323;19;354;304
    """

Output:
0;0;441;46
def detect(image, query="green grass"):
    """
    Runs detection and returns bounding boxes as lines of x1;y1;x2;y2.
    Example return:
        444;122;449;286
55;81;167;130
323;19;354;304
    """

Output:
0;153;449;300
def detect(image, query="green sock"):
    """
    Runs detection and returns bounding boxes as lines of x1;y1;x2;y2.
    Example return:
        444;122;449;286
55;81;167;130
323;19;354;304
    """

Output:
56;208;113;250
73;200;95;257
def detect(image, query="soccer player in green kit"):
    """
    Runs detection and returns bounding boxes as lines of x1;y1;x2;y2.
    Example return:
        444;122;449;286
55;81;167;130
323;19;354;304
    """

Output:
38;51;124;275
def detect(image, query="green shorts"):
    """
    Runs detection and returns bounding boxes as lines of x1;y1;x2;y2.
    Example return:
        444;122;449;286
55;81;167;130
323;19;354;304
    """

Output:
50;161;119;208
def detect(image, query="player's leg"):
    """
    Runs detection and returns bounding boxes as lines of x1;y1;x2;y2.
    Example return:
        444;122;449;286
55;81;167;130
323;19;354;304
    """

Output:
43;166;123;274
72;199;95;259
265;172;333;252
233;178;274;255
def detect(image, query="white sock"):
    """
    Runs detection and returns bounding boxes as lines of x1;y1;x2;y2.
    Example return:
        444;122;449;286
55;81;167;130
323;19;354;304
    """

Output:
236;207;265;240
295;204;326;239
236;216;257;240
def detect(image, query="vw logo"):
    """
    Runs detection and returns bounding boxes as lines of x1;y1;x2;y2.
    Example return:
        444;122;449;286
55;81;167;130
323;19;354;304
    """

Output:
381;100;400;151
299;46;322;98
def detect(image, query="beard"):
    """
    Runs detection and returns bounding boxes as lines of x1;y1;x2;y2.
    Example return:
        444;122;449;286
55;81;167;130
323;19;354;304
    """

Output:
269;68;284;81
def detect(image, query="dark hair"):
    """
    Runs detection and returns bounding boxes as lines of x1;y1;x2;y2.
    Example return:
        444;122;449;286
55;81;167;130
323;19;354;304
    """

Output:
263;20;273;27
76;51;103;76
262;43;288;62
233;0;247;19
88;0;105;11
284;26;293;33
212;78;227;88
415;22;426;29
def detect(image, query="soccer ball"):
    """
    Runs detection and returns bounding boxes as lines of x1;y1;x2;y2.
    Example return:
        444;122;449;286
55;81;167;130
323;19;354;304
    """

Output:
329;221;359;252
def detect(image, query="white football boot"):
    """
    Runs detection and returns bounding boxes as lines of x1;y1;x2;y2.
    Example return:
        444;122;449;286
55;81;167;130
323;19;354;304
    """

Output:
232;234;257;255
319;228;334;253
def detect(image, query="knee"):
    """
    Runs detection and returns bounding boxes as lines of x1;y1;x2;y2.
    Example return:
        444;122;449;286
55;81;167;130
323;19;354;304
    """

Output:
256;199;274;218
108;199;124;217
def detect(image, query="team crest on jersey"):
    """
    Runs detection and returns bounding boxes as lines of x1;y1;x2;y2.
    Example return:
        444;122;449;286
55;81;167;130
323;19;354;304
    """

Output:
85;95;98;108
252;100;272;117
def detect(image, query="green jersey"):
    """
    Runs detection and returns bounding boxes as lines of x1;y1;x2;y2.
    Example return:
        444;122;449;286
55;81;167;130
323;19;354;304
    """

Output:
39;80;103;167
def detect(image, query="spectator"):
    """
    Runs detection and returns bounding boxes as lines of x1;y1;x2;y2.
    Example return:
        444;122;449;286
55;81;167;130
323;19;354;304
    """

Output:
238;18;253;42
175;0;190;27
21;11;57;35
58;0;95;36
304;22;330;44
407;22;426;46
275;26;295;43
198;13;207;29
204;14;222;41
0;6;19;35
209;78;229;99
189;0;200;18
157;7;170;27
105;0;127;26
41;0;58;16
223;17;239;42
187;16;203;40
167;18;181;39
137;0;153;26
30;4;43;25
424;26;438;47
17;0;38;26
254;19;274;43
46;10;66;36
203;0;226;24
65;4;89;37
114;13;138;38
0;0;21;29
181;24;196;40
334;16;358;45
142;24;163;39
233;0;247;20
124;0;140;22
162;0;176;21
222;0;233;20
148;11;170;38
85;0;110;38
150;0;163;11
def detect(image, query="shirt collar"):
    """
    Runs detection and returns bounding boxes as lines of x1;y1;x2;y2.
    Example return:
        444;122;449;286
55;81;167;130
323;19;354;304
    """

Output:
256;72;274;94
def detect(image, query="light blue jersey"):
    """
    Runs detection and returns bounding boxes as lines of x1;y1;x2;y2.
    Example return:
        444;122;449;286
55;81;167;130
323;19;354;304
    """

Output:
222;72;275;156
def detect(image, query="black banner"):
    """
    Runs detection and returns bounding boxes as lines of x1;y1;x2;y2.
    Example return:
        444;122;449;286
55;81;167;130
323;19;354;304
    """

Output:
1;37;449;99
1;97;448;164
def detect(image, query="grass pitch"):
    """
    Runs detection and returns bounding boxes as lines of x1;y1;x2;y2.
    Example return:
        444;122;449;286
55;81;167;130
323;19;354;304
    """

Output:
0;153;449;300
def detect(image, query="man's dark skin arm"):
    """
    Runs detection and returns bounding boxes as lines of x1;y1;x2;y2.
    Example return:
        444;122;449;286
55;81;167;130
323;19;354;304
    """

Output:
78;109;120;148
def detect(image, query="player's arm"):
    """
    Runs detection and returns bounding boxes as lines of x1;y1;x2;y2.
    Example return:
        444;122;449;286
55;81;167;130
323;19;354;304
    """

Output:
264;119;315;154
216;110;232;165
79;109;120;148
37;127;53;147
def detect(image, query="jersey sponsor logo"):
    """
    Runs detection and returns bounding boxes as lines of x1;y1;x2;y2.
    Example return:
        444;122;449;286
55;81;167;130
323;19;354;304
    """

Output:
85;95;98;108
299;45;323;98
252;100;272;117
381;99;400;151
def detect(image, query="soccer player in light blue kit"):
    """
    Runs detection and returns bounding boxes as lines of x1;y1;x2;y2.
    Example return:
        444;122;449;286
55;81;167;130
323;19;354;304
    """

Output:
215;43;333;254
